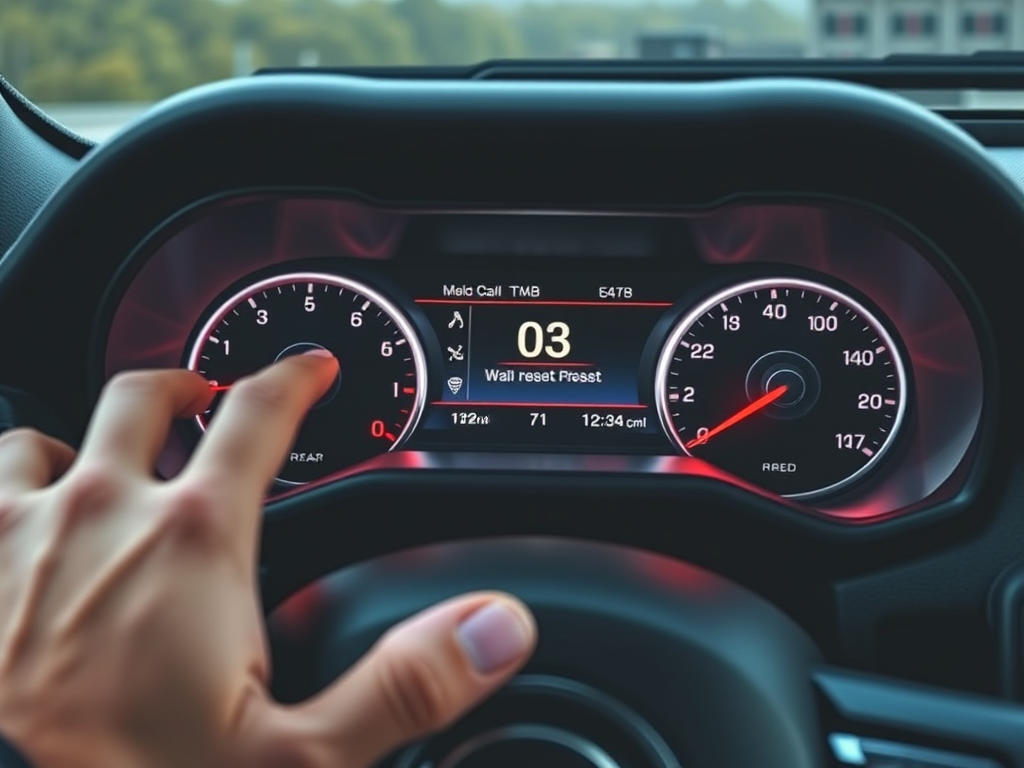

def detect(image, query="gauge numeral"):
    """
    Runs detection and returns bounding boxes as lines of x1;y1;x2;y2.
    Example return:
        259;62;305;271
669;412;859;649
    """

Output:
517;321;571;359
857;393;884;410
656;278;907;500
187;273;424;486
836;433;866;449
809;315;839;332
843;349;875;366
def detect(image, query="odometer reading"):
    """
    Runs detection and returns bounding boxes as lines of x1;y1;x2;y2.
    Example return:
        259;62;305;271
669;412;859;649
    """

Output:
187;272;426;485
655;278;907;499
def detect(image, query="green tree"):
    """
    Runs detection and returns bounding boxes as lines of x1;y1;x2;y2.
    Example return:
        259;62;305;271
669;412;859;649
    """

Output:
1;0;805;103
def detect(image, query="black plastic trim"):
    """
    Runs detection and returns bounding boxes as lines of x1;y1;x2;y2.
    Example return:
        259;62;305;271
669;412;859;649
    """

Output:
828;733;1003;768
951;120;1024;145
258;54;1024;88
814;666;1024;766
990;560;1024;700
393;675;681;768
0;75;94;160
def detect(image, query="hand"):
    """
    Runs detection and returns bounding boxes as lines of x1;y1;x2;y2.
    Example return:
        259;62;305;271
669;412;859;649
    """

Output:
0;352;536;768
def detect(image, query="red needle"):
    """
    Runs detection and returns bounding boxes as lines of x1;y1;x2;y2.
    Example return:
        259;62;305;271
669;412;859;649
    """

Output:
685;384;789;449
208;383;232;392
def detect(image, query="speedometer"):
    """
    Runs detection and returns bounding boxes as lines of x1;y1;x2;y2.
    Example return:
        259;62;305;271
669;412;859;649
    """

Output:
186;272;427;485
655;277;908;500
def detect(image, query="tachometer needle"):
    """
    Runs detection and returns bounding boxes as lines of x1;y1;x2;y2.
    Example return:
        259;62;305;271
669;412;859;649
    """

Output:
685;384;788;449
208;383;232;392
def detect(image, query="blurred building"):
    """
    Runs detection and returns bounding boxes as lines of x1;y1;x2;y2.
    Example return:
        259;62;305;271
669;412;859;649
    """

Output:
812;0;1024;55
637;29;726;58
636;29;804;58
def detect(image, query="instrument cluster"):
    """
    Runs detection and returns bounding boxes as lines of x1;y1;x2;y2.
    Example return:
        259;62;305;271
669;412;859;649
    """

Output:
100;195;986;522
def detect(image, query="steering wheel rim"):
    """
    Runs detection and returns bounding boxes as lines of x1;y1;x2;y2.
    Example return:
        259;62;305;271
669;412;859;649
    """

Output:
267;536;825;768
4;73;1024;766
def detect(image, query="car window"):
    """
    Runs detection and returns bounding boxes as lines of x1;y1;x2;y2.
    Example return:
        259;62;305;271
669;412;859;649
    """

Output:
7;0;1024;141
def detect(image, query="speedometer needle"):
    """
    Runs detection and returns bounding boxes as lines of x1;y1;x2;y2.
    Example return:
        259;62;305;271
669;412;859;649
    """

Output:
685;384;789;449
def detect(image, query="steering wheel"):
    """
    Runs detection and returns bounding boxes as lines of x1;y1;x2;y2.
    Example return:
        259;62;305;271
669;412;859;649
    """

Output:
260;528;1024;768
2;73;1023;767
267;536;823;767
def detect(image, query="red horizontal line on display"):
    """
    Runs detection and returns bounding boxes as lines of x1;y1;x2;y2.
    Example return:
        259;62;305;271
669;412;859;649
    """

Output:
416;299;672;307
431;401;646;409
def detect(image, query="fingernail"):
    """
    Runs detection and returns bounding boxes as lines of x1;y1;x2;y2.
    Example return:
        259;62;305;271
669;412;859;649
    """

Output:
456;601;533;675
302;348;334;359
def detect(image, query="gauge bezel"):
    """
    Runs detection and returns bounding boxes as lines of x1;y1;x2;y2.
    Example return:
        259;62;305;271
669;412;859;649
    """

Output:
185;270;429;483
654;276;909;501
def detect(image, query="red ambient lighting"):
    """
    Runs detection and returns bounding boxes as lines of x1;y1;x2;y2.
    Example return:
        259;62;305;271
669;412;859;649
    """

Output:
415;299;672;307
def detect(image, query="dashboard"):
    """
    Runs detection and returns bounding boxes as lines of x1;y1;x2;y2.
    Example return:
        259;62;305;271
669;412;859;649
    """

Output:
3;72;1024;742
102;196;985;519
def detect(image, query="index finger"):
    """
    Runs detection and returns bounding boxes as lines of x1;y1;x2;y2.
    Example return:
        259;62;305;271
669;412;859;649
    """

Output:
180;350;338;512
77;369;213;475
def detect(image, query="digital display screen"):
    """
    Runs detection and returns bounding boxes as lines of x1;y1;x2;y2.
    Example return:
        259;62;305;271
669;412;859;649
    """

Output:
410;275;681;452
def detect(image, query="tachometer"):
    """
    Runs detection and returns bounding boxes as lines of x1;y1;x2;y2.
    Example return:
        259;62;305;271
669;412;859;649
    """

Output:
187;272;426;485
655;277;907;499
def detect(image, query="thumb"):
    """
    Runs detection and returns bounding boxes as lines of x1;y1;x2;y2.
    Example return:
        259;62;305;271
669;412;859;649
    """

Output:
262;592;536;768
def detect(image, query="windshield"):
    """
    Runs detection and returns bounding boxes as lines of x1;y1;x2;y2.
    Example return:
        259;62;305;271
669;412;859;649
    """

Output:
2;0;1021;140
